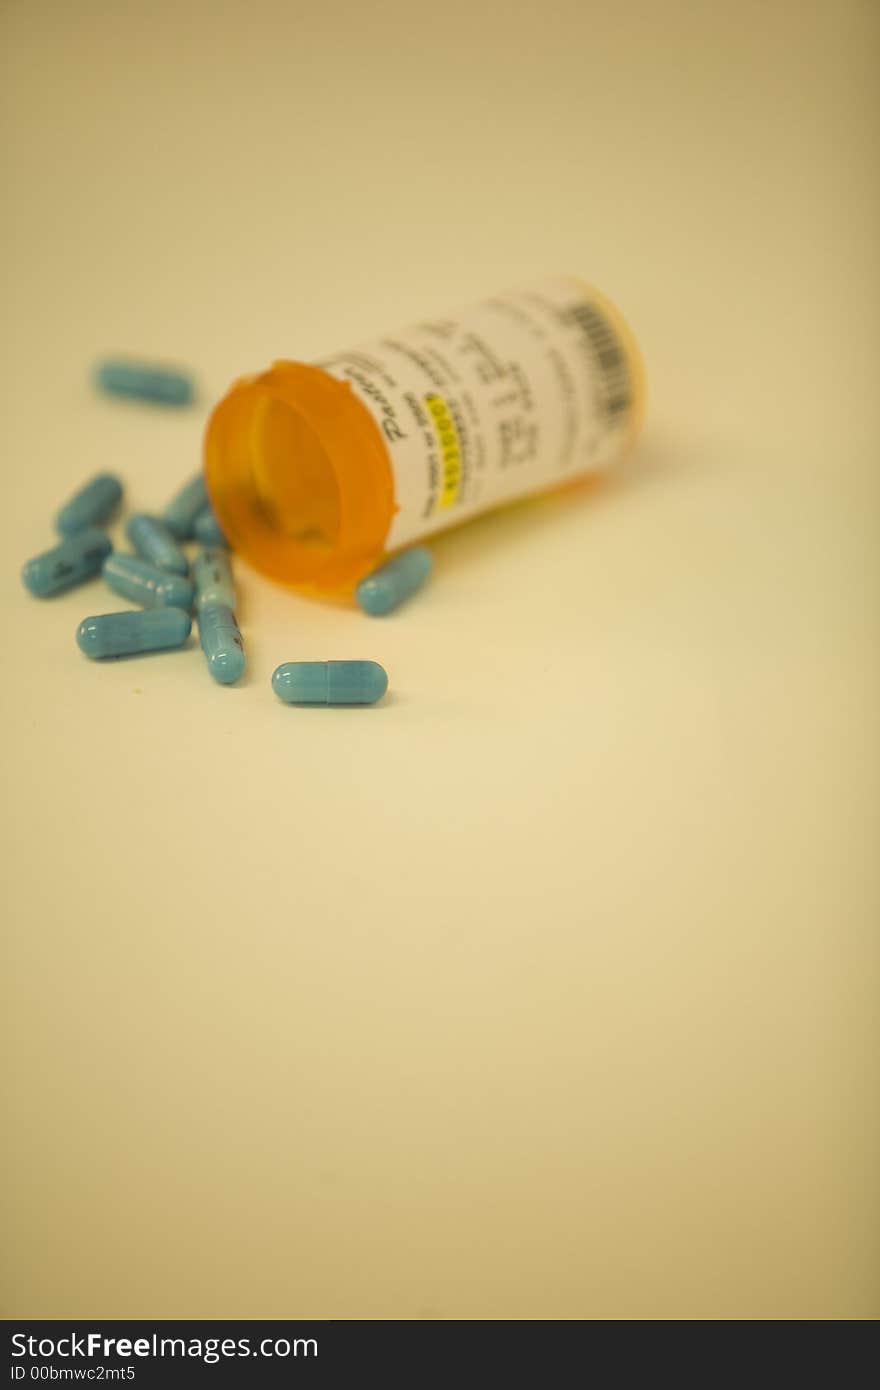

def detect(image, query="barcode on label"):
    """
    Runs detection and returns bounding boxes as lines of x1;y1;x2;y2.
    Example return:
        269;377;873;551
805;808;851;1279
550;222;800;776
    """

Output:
563;301;632;421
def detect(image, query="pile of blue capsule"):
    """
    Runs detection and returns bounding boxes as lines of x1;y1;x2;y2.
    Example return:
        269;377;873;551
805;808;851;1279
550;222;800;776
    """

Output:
21;364;436;706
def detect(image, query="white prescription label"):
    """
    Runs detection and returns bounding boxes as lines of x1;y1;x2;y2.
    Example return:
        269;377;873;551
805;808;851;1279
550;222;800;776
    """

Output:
317;277;638;550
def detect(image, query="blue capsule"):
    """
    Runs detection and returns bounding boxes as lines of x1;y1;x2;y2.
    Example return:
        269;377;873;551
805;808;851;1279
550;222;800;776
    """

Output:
22;528;113;598
56;472;123;536
103;553;195;610
162;473;208;539
356;546;433;616
93;359;195;406
126;515;189;575
192;547;235;611
76;607;192;659
193;504;229;547
272;661;388;706
198;603;245;685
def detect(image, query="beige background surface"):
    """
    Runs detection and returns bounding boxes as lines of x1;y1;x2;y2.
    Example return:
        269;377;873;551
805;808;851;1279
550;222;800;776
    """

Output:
3;0;878;1319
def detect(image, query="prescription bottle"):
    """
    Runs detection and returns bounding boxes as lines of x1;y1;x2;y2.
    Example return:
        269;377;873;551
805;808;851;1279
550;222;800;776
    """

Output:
204;276;644;591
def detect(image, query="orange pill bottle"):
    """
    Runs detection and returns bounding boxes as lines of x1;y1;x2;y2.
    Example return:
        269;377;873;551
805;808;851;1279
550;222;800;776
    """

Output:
204;276;644;593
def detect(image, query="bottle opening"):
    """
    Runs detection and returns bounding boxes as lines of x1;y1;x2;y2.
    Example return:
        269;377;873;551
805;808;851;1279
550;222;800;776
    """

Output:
205;362;396;590
250;393;341;552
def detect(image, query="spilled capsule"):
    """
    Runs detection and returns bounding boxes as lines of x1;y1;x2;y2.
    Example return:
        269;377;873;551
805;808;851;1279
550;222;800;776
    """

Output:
126;514;189;575
103;553;195;610
192;547;235;611
356;546;433;616
198;603;245;685
193;503;228;547
162;473;208;540
94;358;195;406
22;528;113;598
76;607;192;659
272;661;388;706
56;472;123;536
